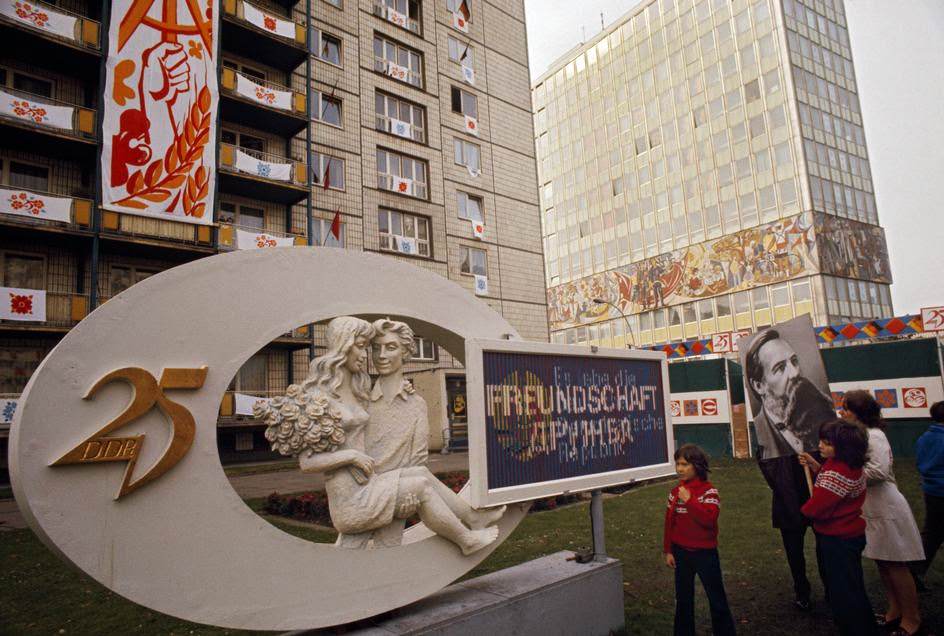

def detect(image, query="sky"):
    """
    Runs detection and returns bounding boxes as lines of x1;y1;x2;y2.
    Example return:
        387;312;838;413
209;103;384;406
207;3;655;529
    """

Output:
523;0;944;316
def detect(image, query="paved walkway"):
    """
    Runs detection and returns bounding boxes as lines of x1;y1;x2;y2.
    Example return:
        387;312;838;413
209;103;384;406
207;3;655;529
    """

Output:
0;453;470;529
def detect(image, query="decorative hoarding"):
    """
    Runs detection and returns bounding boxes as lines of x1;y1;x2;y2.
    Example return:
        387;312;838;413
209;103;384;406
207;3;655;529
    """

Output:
547;212;819;331
101;0;218;225
921;306;944;333
669;390;729;425
466;339;675;507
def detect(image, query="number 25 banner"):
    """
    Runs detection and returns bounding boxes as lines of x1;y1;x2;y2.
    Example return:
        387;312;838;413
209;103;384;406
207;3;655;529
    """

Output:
101;0;218;225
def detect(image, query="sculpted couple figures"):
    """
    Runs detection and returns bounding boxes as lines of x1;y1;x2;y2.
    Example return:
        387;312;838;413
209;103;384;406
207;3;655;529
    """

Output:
289;316;504;555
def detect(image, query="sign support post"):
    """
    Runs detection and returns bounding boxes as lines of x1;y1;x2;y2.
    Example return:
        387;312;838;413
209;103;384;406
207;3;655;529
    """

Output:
590;489;606;561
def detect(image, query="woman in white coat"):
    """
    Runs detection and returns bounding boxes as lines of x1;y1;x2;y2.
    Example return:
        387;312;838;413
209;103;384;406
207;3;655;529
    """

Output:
843;390;924;636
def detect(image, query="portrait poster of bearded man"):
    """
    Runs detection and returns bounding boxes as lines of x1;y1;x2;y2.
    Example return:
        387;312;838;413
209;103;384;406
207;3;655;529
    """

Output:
737;314;836;611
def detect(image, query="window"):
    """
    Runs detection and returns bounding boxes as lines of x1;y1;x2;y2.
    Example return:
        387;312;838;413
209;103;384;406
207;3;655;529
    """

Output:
9;161;49;191
453;138;480;173
323;0;342;7
771;283;790;307
733;290;751;314
222;59;265;82
313;91;342;127
744;79;761;103
235;353;267;393
373;34;423;88
218;201;264;230
2;253;44;289
377;0;422;34
221;129;265;153
447;36;473;65
234;432;255;451
376;148;428;198
109;265;158;297
792;279;811;303
460;246;486;276
9;71;53;98
375;91;426;143
311;152;345;190
412;335;437;361
378;208;431;256
312;216;345;247
751;287;770;310
450;86;477;118
456;191;482;222
312;28;342;66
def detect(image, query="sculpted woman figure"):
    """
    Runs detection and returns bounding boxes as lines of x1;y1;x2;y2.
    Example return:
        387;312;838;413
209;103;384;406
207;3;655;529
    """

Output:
280;316;503;555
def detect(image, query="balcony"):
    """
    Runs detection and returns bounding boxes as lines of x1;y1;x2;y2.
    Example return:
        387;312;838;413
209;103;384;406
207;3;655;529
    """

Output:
218;222;306;250
372;2;421;36
0;1;101;76
373;56;423;89
220;68;307;136
0;185;93;234
98;210;215;255
375;112;426;144
0;87;96;155
219;144;308;204
377;172;428;200
221;0;306;70
0;290;88;332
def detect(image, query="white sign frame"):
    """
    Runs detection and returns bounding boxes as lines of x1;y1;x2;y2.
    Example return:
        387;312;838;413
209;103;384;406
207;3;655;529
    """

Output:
465;339;676;508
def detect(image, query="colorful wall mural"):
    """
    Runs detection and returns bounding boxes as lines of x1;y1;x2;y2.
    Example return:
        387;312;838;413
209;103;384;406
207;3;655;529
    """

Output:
816;213;891;283
547;212;819;330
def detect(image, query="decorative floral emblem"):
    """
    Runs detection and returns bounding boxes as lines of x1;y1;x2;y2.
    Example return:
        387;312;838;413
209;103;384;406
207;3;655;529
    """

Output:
467;119;476;130
263;15;276;31
254;86;276;105
11;99;48;123
902;387;928;409
8;192;45;215
9;293;34;315
255;234;277;248
397;181;408;193
256;162;271;178
14;2;49;28
1;400;15;423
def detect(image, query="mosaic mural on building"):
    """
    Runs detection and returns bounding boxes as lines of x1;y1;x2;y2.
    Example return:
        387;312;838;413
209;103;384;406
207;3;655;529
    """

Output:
815;213;891;283
547;213;819;330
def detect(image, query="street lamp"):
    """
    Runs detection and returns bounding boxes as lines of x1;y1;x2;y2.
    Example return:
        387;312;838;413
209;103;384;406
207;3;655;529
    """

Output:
592;298;636;349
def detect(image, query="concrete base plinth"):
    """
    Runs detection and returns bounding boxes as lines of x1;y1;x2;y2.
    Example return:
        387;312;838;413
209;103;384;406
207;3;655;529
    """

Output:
293;551;625;636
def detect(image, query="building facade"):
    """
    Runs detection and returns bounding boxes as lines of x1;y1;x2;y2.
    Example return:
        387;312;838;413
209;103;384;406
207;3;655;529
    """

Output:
0;0;545;469
534;0;892;350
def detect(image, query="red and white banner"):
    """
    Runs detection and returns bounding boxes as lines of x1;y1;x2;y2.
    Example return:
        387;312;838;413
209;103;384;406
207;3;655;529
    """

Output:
1;286;46;322
1;1;78;41
235;229;295;250
385;6;408;29
1;188;72;222
235;149;293;182
451;11;468;32
242;2;294;39
828;377;944;419
1;88;73;130
235;73;292;111
471;220;484;239
464;114;478;136
391;176;414;196
669;390;729;424
101;0;218;225
921;306;944;333
385;61;410;83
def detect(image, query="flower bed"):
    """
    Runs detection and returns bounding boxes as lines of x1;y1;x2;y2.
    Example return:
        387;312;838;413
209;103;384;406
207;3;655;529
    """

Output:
261;471;583;527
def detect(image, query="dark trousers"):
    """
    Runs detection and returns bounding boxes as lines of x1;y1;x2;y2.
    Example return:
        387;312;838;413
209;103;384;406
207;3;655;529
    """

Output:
780;526;812;601
814;533;878;636
672;545;736;636
914;493;944;576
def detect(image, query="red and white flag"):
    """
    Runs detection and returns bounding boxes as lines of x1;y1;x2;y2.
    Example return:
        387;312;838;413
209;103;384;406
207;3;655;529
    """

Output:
392;176;414;196
1;287;46;321
452;0;470;31
471;220;484;239
464;114;478;136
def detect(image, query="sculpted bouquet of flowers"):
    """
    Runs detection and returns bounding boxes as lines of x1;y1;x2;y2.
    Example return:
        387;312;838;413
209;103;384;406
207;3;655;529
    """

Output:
257;384;369;484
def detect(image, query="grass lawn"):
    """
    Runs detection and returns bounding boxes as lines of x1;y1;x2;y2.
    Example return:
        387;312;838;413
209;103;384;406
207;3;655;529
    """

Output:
2;458;942;634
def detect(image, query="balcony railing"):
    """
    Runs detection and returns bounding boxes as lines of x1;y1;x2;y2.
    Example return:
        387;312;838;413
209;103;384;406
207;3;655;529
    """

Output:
99;209;213;246
0;86;95;139
220;68;306;115
375;112;426;144
377;172;428;199
372;1;421;35
220;143;307;186
0;0;100;49
0;290;88;328
218;221;305;249
0;184;92;229
373;57;423;88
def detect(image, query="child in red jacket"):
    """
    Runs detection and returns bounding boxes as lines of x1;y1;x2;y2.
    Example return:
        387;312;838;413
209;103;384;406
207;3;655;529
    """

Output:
663;444;736;636
799;419;878;635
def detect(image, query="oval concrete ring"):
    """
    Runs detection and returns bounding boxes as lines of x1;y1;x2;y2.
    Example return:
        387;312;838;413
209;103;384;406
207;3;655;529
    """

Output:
10;248;527;631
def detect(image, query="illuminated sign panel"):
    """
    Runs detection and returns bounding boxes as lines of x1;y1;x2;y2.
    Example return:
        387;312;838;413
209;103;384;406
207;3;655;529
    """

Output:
466;340;675;507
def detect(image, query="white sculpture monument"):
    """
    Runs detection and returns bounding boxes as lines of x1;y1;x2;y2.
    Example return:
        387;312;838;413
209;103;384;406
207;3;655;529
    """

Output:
9;248;528;631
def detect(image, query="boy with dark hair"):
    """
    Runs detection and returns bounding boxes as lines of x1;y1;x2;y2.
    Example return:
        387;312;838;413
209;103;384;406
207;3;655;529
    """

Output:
663;444;736;635
914;401;944;581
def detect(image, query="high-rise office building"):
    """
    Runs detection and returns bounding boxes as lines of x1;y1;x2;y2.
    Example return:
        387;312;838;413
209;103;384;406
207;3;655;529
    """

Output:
0;0;545;470
533;0;891;349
